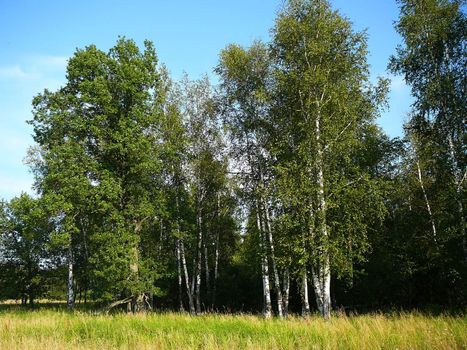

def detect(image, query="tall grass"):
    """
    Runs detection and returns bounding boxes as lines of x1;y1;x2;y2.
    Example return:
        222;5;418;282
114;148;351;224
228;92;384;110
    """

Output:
0;306;465;349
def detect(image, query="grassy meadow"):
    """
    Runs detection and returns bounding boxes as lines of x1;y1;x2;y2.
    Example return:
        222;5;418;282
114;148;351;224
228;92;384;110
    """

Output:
0;304;465;349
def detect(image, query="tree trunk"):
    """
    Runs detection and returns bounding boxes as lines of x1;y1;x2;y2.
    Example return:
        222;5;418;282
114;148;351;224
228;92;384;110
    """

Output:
175;192;194;313
176;238;184;312
312;109;331;319
447;134;466;260
80;217;89;308
67;241;74;310
159;220;164;254
301;269;310;316
212;226;220;309
148;292;154;310
180;239;195;314
195;205;203;314
416;159;437;243
311;263;331;319
130;293;145;313
212;192;221;309
204;233;210;301
282;268;290;317
256;204;272;319
129;246;144;313
129;221;144;313
262;197;284;318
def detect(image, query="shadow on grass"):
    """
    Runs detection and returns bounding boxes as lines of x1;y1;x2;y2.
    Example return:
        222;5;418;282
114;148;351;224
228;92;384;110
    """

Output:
0;301;100;314
0;300;465;318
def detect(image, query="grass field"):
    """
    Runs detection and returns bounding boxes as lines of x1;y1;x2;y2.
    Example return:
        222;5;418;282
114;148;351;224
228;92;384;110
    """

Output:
0;304;465;349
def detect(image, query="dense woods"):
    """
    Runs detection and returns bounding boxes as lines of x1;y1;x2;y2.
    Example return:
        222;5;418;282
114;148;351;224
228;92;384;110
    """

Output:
1;0;465;318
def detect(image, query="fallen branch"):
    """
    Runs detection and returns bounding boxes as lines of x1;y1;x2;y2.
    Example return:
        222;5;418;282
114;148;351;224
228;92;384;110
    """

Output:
104;296;133;314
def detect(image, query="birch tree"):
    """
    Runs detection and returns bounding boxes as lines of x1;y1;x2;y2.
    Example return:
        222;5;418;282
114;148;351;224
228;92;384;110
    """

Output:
174;75;235;313
390;0;466;260
271;0;388;318
216;42;286;318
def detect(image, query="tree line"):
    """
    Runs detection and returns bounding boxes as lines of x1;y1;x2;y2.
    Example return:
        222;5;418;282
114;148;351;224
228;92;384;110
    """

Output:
0;0;465;318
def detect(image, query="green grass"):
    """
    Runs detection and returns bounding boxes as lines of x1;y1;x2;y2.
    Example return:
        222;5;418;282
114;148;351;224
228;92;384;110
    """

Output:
0;305;465;349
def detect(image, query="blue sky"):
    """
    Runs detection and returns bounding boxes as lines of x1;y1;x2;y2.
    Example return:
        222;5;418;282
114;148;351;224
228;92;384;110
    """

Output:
0;0;411;200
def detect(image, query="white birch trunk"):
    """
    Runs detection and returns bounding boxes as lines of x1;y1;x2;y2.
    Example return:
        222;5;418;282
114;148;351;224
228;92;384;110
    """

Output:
256;205;272;319
82;223;89;304
301;268;310;316
195;206;203;314
447;134;466;260
212;227;220;308
311;261;331;319
262;197;284;318
212;193;220;308
176;238;184;311
416;160;437;242
204;236;210;297
175;192;194;313
180;239;195;314
282;268;290;317
313;109;331;319
67;241;74;309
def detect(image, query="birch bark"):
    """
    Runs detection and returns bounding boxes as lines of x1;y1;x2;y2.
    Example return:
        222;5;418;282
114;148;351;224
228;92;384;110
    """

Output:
301;269;310;316
282;268;290;317
204;236;210;298
262;197;284;318
180;239;195;313
312;107;331;319
176;238;184;311
175;192;195;313
447;134;466;260
195;205;203;314
416;159;437;242
256;204;272;319
212;225;220;308
67;241;74;309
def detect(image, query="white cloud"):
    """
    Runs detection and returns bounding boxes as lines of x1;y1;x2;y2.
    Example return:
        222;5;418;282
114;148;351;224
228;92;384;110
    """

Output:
32;55;68;71
0;65;38;80
0;55;68;82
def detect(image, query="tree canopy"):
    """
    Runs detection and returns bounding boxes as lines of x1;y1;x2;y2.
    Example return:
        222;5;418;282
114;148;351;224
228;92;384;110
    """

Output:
0;0;465;317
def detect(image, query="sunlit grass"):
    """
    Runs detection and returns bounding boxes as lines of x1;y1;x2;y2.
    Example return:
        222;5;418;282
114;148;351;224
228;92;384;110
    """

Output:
0;305;465;349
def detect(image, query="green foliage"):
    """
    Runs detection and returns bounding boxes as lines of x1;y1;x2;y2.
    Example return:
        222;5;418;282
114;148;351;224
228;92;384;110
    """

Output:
29;38;166;303
0;194;52;303
384;0;467;306
0;0;465;315
270;0;389;276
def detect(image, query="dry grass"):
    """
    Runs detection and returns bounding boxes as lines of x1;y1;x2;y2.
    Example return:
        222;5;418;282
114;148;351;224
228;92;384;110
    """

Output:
0;305;465;349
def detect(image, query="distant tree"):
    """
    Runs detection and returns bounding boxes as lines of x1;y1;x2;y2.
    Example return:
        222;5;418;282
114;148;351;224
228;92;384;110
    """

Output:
174;75;238;314
390;0;466;255
388;0;466;305
0;194;52;305
216;42;284;318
